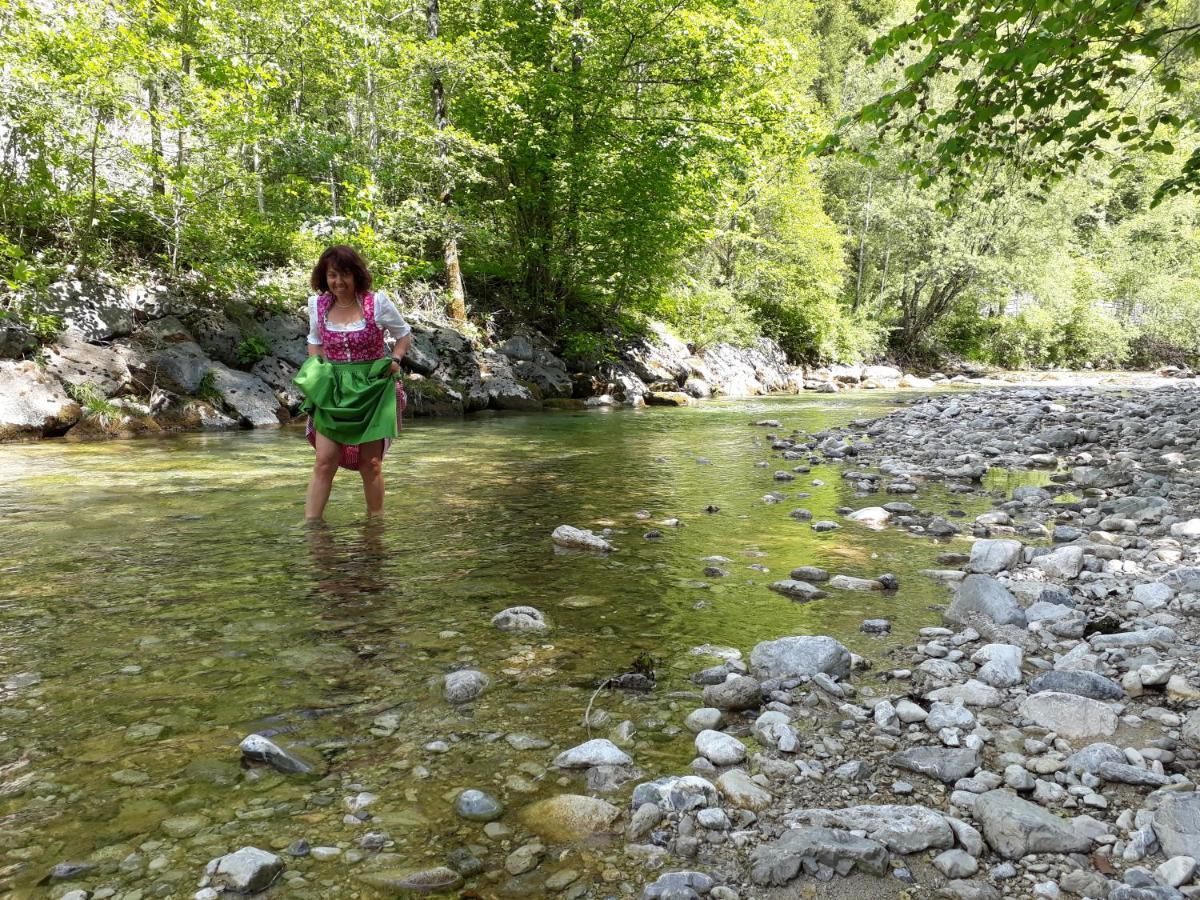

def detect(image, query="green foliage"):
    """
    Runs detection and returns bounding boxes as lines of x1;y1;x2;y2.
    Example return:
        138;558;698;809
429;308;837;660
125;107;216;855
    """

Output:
845;0;1200;205
234;336;269;367
659;283;761;351
195;371;223;403
64;381;122;422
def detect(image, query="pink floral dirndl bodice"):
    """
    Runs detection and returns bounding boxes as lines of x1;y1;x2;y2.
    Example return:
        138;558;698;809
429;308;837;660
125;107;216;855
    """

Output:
306;291;406;471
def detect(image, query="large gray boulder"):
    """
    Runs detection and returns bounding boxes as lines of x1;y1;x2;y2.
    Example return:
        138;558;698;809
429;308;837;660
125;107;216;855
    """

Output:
974;790;1093;858
945;575;1027;627
514;352;573;399
127;340;213;395
750;636;851;681
250;356;302;409
623;321;691;385
208;364;285;426
0;360;80;439
464;349;541;411
259;312;309;366
43;334;131;396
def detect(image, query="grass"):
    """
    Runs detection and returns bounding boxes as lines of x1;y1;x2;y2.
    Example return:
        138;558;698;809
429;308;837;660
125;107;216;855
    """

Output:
64;382;123;426
195;370;224;403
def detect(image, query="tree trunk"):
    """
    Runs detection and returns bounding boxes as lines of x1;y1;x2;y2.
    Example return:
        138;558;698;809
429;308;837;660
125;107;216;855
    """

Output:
853;170;873;311
427;0;466;321
147;79;165;195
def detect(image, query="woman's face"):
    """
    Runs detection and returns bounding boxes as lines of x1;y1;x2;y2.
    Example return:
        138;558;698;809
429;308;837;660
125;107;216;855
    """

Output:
327;265;355;297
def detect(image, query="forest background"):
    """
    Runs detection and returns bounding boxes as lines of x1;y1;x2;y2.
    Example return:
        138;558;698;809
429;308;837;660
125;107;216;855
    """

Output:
3;0;1200;371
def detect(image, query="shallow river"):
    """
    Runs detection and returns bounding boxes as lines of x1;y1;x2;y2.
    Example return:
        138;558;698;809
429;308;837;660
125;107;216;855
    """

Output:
0;393;1032;897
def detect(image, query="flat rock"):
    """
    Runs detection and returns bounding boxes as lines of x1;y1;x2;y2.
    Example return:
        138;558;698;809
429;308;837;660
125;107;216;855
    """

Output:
749;827;888;885
1019;691;1117;740
554;739;633;768
632;775;720;812
716;769;772;811
974;790;1093;859
0;360;79;439
767;579;827;601
1028;670;1124;701
888;747;979;783
798;804;955;853
359;866;464;894
551;525;614;552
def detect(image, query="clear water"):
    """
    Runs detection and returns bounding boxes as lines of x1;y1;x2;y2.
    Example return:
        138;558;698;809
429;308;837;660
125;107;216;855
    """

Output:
0;393;997;897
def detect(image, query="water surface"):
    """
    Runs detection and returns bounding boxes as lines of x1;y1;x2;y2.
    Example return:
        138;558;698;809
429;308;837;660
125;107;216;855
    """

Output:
0;393;998;897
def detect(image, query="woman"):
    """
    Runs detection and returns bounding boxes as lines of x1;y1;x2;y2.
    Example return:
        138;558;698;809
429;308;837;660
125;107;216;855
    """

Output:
294;245;412;521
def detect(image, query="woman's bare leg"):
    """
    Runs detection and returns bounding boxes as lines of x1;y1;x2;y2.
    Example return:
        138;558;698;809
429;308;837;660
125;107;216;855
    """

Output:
305;431;343;521
358;439;385;517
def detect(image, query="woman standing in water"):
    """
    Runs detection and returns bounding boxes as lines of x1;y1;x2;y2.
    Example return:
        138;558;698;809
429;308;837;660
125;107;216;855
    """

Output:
294;245;412;521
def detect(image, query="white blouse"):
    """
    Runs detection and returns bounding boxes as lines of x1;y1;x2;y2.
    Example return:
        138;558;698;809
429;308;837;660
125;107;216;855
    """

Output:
306;292;412;345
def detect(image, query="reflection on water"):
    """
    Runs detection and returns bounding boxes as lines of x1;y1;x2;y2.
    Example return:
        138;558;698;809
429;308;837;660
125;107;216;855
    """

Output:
0;395;1003;896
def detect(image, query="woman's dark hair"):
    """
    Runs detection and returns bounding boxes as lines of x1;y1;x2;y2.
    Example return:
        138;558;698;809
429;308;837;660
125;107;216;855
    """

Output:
310;245;372;294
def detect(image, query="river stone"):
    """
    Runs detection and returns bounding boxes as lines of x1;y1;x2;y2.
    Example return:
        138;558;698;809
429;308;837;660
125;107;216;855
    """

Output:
455;789;504;822
828;575;883;592
491;606;548;632
685;708;724;733
554;738;633;768
749;826;888;884
1183;710;1200;750
162;814;208;838
238;733;316;775
1028;670;1124;701
888;747;979;783
1153;793;1200;859
632;775;720;811
1018;691;1117;740
359;867;464;894
716;769;772;810
1095;762;1171;787
972;643;1024;688
790;566;829;582
799;804;955;853
0;360;80;439
974;790;1093;859
551;525;614;552
443;669;489;704
749;636;851;680
701;675;762;711
1064;742;1127;775
967;539;1023;574
204;847;284;893
643;870;715;899
1033;545;1085;579
518;794;621;842
752;711;800;752
695;730;746;766
925;679;1003;708
945;575;1027;627
848;506;891;527
767;579;827;601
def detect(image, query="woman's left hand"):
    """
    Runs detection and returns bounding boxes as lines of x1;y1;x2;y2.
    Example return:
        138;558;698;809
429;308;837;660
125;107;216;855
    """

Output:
389;359;402;375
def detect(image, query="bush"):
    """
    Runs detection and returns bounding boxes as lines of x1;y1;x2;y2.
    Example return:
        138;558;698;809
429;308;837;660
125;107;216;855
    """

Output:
235;336;270;367
658;282;761;350
980;299;1129;369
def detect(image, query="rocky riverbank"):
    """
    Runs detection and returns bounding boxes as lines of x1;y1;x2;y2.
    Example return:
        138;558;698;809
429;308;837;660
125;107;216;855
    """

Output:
0;277;953;441
576;381;1200;900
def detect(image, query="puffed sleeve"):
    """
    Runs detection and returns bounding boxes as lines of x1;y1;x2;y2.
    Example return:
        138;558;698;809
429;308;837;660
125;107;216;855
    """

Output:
374;292;412;341
306;294;323;345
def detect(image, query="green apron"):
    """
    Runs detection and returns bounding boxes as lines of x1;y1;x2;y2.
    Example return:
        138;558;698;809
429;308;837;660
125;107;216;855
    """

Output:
294;356;397;446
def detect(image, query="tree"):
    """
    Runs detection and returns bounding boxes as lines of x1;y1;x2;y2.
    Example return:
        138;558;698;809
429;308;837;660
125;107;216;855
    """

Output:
843;0;1200;206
